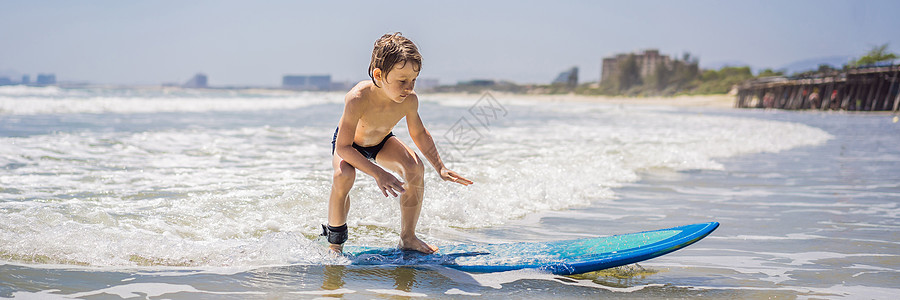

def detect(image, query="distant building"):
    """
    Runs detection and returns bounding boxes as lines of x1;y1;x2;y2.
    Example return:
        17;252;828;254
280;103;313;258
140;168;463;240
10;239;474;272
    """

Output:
282;75;332;90
0;77;12;86
183;73;208;88
552;66;578;88
282;75;305;87
601;49;673;83
307;75;330;90
36;73;56;85
21;75;30;85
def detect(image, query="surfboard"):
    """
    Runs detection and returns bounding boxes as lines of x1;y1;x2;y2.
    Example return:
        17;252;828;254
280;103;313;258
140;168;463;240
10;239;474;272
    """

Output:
343;222;719;275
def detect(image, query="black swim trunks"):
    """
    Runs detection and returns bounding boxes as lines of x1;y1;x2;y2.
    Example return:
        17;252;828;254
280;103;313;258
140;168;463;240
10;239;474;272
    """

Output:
331;127;395;160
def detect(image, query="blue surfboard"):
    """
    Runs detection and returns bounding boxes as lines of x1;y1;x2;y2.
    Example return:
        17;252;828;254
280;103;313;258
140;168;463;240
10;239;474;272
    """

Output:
344;222;719;275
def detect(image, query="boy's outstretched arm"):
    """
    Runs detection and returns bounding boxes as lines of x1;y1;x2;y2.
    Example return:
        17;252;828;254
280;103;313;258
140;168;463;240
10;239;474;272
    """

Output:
406;99;473;186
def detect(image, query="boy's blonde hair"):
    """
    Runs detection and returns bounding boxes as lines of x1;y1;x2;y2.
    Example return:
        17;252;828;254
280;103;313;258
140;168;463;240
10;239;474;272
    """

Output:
368;32;422;88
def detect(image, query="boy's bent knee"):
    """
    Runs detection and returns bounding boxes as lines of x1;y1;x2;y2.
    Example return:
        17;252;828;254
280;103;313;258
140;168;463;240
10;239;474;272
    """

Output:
333;163;356;184
402;156;425;180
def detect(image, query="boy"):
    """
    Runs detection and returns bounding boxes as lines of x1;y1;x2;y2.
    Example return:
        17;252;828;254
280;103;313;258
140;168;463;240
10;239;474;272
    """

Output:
323;33;473;254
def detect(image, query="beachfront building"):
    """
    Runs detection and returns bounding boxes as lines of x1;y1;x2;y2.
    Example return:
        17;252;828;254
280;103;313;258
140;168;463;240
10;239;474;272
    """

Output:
282;75;332;91
183;73;208;88
36;73;56;85
601;49;673;83
553;67;579;88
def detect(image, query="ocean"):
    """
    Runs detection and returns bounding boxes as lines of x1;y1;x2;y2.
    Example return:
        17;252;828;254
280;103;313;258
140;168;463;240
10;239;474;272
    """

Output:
0;85;897;299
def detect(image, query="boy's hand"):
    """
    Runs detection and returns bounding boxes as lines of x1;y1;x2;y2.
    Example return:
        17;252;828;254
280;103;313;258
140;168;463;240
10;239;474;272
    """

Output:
440;168;473;186
375;170;406;197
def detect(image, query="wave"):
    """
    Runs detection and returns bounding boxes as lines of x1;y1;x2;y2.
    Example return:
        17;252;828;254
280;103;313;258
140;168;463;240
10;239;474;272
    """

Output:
0;95;833;267
0;87;343;115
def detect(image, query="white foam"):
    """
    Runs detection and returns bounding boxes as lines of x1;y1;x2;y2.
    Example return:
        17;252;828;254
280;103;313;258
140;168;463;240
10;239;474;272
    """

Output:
291;288;357;295
10;290;68;300
652;254;800;284
367;289;428;297
0;85;63;97
424;266;663;292
849;264;896;278
679;284;900;300
445;288;481;296
59;282;265;298
713;233;825;241
0;89;342;115
0;93;835;267
801;285;900;300
65;283;205;298
649;249;898;286
754;251;897;267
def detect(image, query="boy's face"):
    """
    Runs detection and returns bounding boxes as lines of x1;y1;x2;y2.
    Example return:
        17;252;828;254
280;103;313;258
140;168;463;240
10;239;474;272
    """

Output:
377;61;419;103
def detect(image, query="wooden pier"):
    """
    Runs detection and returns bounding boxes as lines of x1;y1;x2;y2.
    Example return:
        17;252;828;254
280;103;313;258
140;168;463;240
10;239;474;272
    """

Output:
734;65;900;112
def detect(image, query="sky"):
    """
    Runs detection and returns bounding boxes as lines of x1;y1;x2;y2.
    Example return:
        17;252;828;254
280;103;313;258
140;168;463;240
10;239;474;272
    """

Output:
1;0;898;86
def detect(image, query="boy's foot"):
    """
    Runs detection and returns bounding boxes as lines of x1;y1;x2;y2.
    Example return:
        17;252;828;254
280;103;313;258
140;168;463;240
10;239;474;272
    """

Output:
328;243;344;253
398;236;438;254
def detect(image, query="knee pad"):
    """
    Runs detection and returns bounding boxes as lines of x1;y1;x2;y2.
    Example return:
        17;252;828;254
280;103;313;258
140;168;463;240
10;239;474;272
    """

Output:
321;224;348;245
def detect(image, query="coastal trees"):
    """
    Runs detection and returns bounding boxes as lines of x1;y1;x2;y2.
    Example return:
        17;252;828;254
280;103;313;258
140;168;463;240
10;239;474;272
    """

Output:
649;61;671;92
757;68;785;77
667;53;700;93
849;44;898;67
693;66;753;94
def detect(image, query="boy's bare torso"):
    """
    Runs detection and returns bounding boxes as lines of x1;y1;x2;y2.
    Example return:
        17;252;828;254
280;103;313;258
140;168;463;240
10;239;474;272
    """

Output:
347;81;414;146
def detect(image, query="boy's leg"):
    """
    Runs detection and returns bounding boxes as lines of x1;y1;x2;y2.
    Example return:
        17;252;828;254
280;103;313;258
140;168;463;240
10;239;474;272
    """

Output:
374;137;436;254
327;153;355;252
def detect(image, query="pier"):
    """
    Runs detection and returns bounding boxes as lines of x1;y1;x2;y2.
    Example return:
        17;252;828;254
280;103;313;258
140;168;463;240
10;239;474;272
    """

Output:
734;65;900;112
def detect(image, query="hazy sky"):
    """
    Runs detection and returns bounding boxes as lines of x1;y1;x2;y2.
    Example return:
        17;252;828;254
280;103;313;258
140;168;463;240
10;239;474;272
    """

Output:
1;0;898;86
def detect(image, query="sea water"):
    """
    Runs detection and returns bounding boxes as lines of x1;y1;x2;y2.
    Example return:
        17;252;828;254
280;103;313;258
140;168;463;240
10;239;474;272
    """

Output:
0;85;896;299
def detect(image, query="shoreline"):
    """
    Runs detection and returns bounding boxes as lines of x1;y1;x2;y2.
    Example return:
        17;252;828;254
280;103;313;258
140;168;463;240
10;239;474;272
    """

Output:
429;92;900;114
10;85;896;113
1;84;736;108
